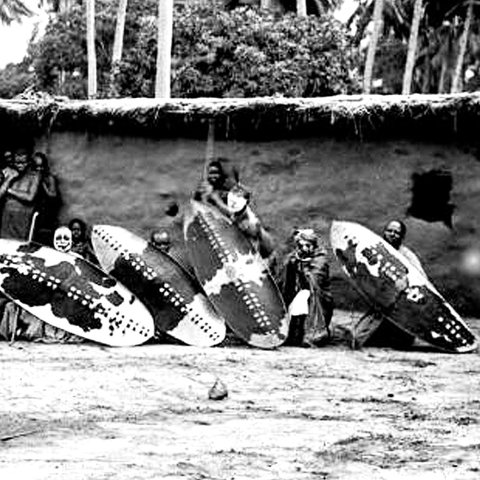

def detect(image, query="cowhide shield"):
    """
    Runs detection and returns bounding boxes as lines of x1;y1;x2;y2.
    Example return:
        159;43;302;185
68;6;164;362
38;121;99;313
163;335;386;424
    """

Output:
184;200;289;349
91;225;226;347
0;240;154;347
330;220;477;353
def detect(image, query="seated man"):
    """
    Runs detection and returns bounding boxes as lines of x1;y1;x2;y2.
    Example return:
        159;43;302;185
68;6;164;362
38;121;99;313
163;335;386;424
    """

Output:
352;219;425;349
194;157;241;214
68;218;98;264
382;220;426;277
150;230;172;253
194;158;274;259
272;228;333;347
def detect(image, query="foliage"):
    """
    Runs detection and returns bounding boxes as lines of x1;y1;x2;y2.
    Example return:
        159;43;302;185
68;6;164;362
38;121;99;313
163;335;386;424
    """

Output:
371;38;407;94
28;0;360;98
0;61;34;98
118;3;361;97
29;0;157;98
349;0;480;94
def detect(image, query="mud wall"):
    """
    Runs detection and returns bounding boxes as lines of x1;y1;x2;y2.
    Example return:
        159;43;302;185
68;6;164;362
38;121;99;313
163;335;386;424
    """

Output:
33;131;480;316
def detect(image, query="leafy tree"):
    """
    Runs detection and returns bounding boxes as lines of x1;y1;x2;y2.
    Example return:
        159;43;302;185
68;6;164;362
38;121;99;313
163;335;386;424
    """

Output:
30;0;156;97
372;38;406;93
0;61;33;97
29;0;359;98
118;3;360;97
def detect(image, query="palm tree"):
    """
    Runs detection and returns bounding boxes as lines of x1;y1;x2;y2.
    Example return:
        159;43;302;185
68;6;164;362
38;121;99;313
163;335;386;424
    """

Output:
85;0;97;98
109;0;129;96
0;0;32;25
350;0;476;94
402;0;424;94
297;0;307;17
363;0;384;94
155;0;173;98
451;0;474;93
349;0;410;46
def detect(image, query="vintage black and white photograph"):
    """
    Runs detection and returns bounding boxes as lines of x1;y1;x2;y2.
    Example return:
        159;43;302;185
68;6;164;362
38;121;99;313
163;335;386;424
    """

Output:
0;0;479;479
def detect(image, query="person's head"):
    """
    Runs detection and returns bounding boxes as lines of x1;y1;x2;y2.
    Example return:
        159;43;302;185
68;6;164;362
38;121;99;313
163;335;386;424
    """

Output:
68;218;87;244
150;230;171;253
227;185;250;215
32;152;49;172
293;228;318;259
53;226;72;253
383;220;407;250
13;147;31;173
206;160;225;188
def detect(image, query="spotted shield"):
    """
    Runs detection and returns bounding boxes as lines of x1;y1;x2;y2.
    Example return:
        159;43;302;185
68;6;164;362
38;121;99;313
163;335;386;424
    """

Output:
330;220;477;353
0;240;154;346
184;200;289;349
91;225;226;347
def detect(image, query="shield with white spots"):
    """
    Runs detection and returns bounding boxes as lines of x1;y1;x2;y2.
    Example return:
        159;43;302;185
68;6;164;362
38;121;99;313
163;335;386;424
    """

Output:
330;220;477;353
91;225;226;347
0;240;154;347
184;200;289;349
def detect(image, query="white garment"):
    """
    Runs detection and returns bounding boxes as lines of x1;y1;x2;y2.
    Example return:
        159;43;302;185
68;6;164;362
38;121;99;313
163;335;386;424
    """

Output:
288;290;311;316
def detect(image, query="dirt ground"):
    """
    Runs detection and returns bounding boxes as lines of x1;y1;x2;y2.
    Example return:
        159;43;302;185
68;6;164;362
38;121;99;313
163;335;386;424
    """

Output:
0;310;479;480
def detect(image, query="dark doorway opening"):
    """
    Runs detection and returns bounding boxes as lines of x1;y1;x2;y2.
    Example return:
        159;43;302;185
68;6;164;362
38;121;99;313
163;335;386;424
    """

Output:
407;169;455;228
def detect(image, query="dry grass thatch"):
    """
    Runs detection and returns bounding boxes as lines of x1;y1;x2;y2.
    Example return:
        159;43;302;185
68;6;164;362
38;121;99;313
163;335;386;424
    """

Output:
1;93;480;142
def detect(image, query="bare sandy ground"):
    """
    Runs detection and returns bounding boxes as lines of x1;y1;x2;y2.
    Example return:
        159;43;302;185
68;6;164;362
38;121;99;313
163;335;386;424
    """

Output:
0;311;479;480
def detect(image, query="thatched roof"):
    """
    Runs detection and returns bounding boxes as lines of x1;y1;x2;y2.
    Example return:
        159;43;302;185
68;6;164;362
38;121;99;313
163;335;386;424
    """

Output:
1;94;480;142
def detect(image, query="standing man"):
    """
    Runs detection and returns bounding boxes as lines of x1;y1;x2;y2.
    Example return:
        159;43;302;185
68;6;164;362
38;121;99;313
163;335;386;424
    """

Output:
0;147;42;240
31;151;61;245
273;228;333;347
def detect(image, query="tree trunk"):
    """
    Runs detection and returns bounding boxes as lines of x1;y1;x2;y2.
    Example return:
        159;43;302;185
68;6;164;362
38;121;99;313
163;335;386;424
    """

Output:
363;0;384;94
155;0;173;99
86;0;97;99
438;57;448;93
421;55;431;93
402;0;423;95
297;0;307;17
109;0;129;97
260;0;273;9
311;0;324;15
451;0;473;93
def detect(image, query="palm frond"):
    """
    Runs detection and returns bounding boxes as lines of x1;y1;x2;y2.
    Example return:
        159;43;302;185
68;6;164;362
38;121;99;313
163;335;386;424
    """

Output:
0;0;33;25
